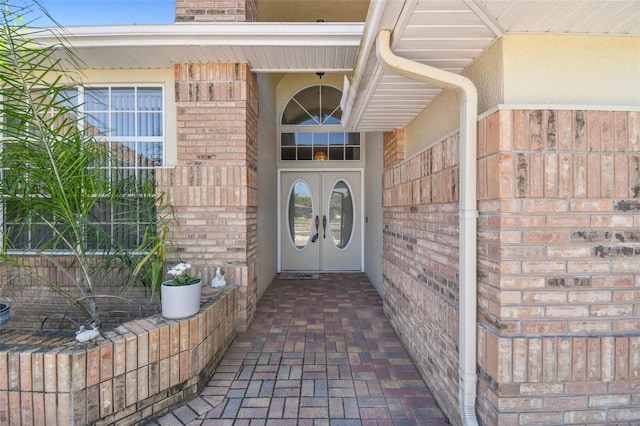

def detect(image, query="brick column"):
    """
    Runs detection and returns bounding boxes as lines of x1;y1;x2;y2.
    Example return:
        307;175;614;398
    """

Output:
175;0;257;22
475;109;640;425
158;63;258;331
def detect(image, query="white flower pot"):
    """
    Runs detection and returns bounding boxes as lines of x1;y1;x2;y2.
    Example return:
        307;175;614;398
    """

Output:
160;280;202;319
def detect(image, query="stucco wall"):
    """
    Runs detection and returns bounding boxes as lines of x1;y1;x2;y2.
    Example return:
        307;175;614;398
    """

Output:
364;131;384;294
503;35;640;107
257;73;279;299
404;34;640;156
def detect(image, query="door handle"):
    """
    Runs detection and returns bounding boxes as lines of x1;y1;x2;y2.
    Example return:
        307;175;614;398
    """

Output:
322;215;327;239
311;215;319;243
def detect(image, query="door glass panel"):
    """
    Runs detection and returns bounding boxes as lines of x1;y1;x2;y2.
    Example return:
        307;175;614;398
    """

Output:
288;180;313;249
329;181;353;249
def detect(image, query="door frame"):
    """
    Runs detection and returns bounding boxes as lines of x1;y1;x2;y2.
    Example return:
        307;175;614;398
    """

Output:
277;167;365;273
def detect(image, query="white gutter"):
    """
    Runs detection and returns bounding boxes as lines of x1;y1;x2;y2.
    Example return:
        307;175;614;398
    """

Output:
26;22;365;47
376;29;479;426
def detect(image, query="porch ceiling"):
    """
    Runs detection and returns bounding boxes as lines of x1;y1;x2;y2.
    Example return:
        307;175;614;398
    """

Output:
28;22;364;72
341;0;640;132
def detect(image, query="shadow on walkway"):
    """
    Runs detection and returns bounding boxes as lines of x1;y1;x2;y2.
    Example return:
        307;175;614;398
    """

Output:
150;273;448;425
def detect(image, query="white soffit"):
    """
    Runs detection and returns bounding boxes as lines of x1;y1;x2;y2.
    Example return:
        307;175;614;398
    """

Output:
28;23;364;72
342;0;640;132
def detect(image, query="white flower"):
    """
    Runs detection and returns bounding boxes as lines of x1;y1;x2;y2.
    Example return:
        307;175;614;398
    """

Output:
165;262;200;286
168;262;190;276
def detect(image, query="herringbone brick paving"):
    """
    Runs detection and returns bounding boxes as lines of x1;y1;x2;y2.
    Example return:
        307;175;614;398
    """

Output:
149;273;447;425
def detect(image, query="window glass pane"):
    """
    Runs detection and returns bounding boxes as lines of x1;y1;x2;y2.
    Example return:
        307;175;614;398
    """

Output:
7;225;29;248
293;86;320;124
295;133;312;146
329;133;345;145
329;181;353;249
313;147;328;161
85;112;108;136
282;99;311;125
111;88;135;111
345;147;360;160
114;224;138;248
57;89;79;109
347;133;360;145
89;198;111;222
329;146;344;160
84;89;109;111
320;86;342;123
281;147;296;161
281;133;296;147
313;133;328;146
288;180;313;249
298;146;312;160
112;142;137;167
139;142;163;167
111;113;135;136
137;88;162;111
138;112;163;136
32;224;54;248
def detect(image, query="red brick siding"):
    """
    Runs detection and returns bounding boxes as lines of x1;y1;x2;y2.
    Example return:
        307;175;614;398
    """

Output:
383;128;406;172
162;63;258;331
175;0;257;22
476;109;640;425
382;131;462;421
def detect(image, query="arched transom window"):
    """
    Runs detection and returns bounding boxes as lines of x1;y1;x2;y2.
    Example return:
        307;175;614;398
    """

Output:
280;85;360;161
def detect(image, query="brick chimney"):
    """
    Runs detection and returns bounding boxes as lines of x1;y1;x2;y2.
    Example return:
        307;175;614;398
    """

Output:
175;0;257;22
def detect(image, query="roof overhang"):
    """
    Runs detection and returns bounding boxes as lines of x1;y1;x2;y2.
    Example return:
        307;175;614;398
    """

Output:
341;0;640;132
28;22;364;72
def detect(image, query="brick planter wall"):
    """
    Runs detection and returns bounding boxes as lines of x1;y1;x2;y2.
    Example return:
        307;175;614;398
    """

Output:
476;109;640;425
0;285;237;425
1;258;152;331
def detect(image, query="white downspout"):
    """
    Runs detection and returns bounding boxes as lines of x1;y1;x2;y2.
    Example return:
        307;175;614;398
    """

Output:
376;29;479;426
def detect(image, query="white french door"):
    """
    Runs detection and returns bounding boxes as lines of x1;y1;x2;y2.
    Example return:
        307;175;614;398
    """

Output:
279;170;363;272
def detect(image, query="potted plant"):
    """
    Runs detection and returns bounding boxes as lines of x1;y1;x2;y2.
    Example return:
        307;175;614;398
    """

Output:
160;263;202;319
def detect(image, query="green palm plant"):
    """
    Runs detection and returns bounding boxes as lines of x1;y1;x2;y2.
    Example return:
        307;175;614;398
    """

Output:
0;1;168;328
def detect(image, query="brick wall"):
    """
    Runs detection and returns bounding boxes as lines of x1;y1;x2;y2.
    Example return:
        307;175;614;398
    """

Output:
175;0;257;22
1;258;152;331
0;285;237;425
383;128;406;172
476;109;640;425
382;130;462;421
382;109;640;425
161;63;259;331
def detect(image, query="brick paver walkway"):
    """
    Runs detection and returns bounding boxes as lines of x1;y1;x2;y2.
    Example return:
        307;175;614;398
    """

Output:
150;273;447;425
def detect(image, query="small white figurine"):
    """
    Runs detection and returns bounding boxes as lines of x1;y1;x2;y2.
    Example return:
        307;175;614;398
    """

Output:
75;323;100;342
211;267;227;288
